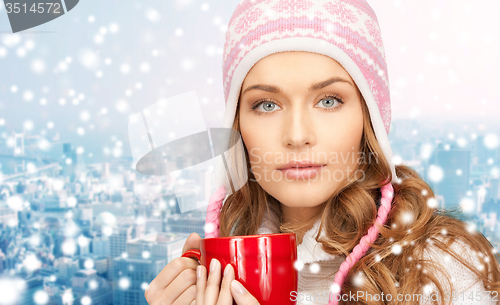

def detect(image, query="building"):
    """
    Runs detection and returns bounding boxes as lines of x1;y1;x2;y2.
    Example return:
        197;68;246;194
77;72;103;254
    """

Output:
164;213;206;238
92;236;110;257
111;232;189;305
0;206;17;229
71;269;112;305
428;144;470;210
109;226;134;259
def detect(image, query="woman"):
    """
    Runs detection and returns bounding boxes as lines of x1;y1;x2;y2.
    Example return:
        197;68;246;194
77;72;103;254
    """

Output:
145;0;500;304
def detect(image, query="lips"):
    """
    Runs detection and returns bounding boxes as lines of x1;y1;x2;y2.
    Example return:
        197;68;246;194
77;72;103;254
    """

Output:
277;160;325;170
278;165;325;180
277;160;326;180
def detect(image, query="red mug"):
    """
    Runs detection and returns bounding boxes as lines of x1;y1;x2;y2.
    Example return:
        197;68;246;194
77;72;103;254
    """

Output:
181;232;298;305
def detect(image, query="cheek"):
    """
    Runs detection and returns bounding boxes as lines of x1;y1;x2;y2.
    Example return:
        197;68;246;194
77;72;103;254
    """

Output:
319;112;363;158
240;117;276;166
244;141;272;169
240;128;263;170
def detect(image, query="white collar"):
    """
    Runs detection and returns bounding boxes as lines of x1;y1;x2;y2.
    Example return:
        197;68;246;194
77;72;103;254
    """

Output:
256;213;343;264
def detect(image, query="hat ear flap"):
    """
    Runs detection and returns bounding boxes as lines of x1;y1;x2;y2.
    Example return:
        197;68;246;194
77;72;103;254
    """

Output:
205;185;227;238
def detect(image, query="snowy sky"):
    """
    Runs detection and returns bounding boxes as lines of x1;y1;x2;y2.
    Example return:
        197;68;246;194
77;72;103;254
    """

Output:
0;0;499;163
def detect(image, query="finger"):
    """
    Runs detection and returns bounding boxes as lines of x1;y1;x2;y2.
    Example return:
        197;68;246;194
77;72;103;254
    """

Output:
172;284;196;305
216;264;235;305
147;257;199;296
204;258;222;304
196;265;207;305
231;280;260;305
182;232;201;254
157;268;197;305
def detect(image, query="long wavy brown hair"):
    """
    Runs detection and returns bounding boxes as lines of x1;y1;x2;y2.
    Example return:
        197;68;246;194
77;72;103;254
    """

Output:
218;89;500;304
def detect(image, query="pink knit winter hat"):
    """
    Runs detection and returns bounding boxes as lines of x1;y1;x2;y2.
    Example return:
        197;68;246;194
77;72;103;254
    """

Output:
212;0;399;194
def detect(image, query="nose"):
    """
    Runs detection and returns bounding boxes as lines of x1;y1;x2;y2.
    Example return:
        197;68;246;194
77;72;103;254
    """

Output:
281;105;316;149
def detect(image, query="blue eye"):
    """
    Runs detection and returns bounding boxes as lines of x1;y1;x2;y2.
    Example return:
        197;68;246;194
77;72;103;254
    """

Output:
316;95;344;110
252;100;282;115
260;101;280;112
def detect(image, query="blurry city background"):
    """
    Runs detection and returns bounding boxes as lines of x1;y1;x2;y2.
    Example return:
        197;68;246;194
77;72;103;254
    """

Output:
1;0;500;305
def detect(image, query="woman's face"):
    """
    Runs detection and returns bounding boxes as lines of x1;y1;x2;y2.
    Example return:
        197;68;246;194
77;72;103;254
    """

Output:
238;51;364;210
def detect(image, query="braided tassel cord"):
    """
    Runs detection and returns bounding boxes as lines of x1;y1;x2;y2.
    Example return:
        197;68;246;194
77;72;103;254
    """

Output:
327;181;395;305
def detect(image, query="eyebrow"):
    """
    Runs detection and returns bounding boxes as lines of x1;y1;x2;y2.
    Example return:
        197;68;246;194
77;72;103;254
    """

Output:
241;77;354;96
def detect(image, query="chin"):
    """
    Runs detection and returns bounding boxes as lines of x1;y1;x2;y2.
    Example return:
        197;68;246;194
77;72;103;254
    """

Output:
278;198;325;209
266;182;333;207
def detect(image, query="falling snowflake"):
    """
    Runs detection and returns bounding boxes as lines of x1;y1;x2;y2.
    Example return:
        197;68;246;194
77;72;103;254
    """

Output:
62;289;73;304
400;211;414;225
81;296;92;305
7;196;23;211
427;198;438;209
484;133;499;149
427;165;444;183
392;155;403;165
119;277;131;290
459;198;475;214
352;271;365;287
23;253;41;272
145;8;161;22
84;259;94;269
62;239;77;255
294;259;304;271
391;244;402;255
204;222;216;234
78;235;89;248
120;64;131;74
330;283;341;294
66;196;77;208
423;284;434;295
465;222;477;234
34;290;49;305
31;59;46;74
109;23;119;33
309;263;320;273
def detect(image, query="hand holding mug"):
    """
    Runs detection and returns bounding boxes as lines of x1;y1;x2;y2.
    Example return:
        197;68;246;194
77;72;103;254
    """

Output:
145;233;201;305
182;232;298;305
196;257;261;305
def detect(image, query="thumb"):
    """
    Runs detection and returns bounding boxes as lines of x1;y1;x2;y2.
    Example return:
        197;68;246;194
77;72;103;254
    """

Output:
182;232;201;254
